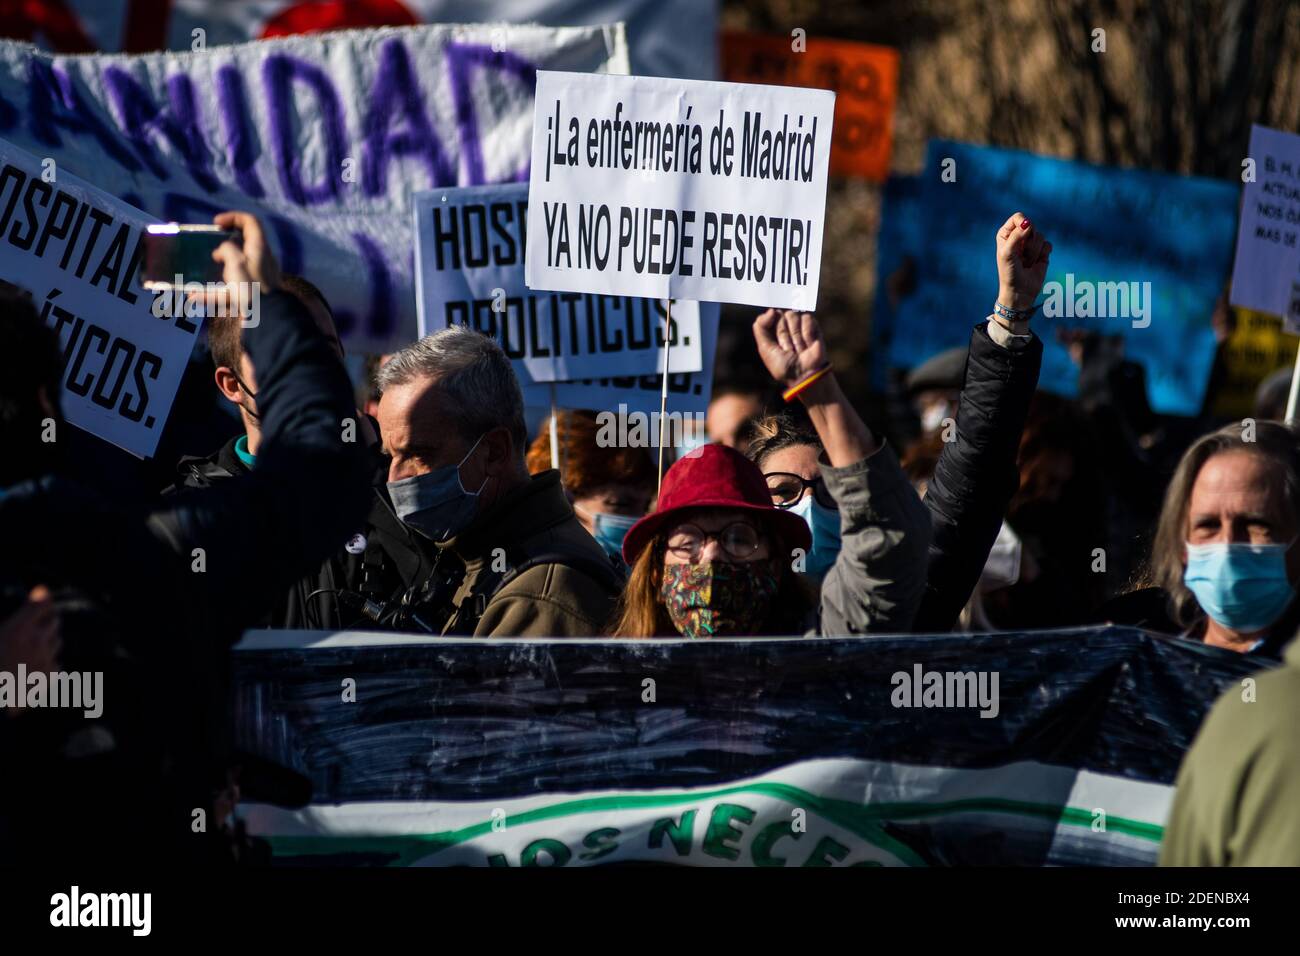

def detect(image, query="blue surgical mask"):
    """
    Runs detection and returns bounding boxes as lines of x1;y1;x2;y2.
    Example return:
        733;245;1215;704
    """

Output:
980;521;1022;591
1184;540;1296;634
387;434;487;542
920;399;953;434
675;432;711;460
789;493;841;580
576;505;638;562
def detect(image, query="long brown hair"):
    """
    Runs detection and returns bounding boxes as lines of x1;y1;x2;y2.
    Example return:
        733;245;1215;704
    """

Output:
1146;420;1300;627
524;409;655;497
608;519;815;637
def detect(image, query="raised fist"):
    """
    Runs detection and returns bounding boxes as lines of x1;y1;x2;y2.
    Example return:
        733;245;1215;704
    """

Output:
753;309;828;387
996;212;1052;312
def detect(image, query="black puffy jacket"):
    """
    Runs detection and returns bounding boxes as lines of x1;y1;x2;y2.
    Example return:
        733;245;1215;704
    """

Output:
0;290;371;865
914;322;1043;632
165;428;414;630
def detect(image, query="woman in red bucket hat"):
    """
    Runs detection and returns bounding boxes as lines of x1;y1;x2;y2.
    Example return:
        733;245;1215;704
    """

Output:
610;309;932;638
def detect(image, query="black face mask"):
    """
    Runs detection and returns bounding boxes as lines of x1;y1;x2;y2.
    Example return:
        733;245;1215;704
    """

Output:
0;416;63;487
1;389;65;484
233;372;260;422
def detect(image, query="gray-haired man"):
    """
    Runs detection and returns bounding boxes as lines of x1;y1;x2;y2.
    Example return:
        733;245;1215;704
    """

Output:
360;326;620;636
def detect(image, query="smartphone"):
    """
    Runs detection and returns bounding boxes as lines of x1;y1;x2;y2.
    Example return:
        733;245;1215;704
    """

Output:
141;223;241;290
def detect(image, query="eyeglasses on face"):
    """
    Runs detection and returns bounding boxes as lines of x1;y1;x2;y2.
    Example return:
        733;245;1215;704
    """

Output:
665;521;766;560
763;471;836;510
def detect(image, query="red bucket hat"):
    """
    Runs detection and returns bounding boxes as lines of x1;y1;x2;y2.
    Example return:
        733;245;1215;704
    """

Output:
621;443;813;565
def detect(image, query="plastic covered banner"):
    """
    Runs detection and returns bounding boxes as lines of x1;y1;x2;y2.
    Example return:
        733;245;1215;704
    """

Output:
231;626;1267;866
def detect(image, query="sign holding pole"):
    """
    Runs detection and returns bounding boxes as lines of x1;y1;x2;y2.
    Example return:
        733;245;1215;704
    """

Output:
1285;342;1300;425
657;300;671;492
548;384;561;470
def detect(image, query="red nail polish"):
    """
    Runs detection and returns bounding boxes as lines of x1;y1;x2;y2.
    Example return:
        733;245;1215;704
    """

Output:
1020;219;1031;230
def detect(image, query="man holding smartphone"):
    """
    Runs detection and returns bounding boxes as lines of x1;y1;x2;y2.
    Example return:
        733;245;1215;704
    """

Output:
164;214;392;629
0;210;372;865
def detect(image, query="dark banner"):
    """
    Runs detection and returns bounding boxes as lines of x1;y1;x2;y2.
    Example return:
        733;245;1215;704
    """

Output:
231;626;1268;866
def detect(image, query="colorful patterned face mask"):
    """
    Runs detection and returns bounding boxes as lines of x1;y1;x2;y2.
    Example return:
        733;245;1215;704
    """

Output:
659;560;780;637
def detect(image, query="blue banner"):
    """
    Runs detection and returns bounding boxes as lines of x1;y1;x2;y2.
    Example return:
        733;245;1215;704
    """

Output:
889;142;1240;416
871;175;923;389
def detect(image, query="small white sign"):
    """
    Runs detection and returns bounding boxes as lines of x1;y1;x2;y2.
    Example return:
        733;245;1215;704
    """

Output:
0;136;199;458
1230;124;1300;331
414;182;702;382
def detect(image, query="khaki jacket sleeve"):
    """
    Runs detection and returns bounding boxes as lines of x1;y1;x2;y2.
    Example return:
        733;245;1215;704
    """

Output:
473;564;615;638
1161;669;1300;867
1158;702;1233;866
817;442;932;636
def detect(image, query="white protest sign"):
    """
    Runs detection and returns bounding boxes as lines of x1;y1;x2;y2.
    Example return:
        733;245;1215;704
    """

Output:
0;136;197;458
414;182;702;383
1230;124;1300;330
522;302;719;420
525;71;834;311
0;24;628;352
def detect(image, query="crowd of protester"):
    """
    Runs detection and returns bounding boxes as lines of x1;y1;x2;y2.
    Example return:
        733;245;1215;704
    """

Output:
2;207;1298;866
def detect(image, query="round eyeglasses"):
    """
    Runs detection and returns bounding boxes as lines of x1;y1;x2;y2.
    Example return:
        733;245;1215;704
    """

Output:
665;521;765;561
764;472;836;510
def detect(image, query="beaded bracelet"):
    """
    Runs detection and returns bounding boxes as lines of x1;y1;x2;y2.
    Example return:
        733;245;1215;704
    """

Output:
782;364;832;402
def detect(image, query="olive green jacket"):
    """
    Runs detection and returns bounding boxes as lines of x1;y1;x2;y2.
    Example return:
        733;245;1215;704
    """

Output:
434;469;619;637
1159;638;1300;866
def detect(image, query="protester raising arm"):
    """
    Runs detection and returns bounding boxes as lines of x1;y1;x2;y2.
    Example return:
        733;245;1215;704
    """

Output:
608;310;929;639
753;309;932;635
911;212;1047;632
2;212;371;639
0;212;371;864
0;213;372;641
143;211;373;636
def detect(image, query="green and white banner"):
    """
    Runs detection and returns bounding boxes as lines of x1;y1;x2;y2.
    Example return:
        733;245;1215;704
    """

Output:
242;758;1173;867
231;627;1266;866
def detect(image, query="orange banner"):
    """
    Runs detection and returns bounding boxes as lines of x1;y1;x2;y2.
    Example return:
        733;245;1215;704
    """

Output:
721;31;898;182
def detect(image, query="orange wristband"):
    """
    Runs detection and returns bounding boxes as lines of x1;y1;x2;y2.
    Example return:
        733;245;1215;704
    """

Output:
782;364;832;402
